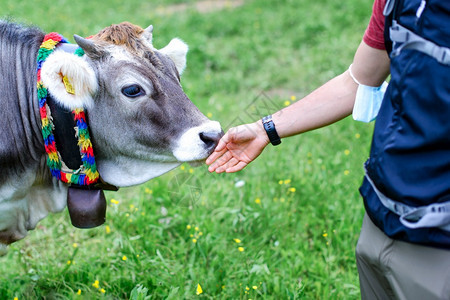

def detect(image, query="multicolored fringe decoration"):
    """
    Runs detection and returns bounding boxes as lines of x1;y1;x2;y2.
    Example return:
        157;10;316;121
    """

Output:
37;32;99;185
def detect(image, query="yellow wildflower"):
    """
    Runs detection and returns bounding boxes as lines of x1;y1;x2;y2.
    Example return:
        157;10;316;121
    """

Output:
67;260;71;265
129;204;135;210
186;224;192;230
234;238;241;243
278;180;283;185
92;280;100;289
254;198;261;204
122;255;127;261
199;232;203;236
355;133;361;139
288;187;296;193
192;239;198;243
196;283;203;295
253;286;258;290
238;247;245;252
180;165;186;171
14;298;18;300
189;168;194;174
77;289;81;295
246;286;250;291
110;199;119;205
100;288;106;294
323;232;328;237
344;170;350;176
284;179;291;184
72;243;78;248
290;95;296;101
144;187;153;194
283;100;291;107
195;226;199;231
207;112;213;118
105;225;111;234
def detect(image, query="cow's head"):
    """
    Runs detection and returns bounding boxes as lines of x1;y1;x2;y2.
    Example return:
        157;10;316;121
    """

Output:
41;22;222;186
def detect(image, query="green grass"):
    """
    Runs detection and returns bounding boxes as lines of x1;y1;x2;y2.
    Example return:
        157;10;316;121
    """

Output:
1;0;375;298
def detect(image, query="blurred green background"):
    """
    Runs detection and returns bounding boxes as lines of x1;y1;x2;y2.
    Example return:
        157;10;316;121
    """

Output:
1;0;375;298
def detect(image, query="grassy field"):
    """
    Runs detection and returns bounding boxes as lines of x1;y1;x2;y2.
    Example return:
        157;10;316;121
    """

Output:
1;0;375;298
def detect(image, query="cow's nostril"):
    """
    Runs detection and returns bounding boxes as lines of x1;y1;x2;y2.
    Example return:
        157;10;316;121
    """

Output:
199;131;223;150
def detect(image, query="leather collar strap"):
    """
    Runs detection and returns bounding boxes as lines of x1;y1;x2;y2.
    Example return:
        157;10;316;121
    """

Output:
47;94;83;170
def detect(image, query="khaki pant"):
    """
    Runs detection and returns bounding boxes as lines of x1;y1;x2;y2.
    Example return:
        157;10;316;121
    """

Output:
356;214;450;300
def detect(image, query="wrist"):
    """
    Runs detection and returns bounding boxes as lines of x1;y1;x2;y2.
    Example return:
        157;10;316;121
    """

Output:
255;120;270;146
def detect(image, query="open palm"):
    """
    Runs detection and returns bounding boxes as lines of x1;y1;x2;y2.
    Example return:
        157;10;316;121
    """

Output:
206;121;269;173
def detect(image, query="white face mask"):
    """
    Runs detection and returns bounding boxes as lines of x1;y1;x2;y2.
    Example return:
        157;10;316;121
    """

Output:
349;64;388;123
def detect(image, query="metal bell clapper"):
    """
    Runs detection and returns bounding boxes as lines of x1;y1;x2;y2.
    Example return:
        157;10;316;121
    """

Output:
67;185;107;228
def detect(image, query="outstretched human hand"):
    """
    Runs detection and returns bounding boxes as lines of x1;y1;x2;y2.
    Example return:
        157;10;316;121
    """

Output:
206;121;269;173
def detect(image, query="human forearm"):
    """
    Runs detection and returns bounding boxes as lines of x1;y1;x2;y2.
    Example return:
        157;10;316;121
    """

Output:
271;71;357;138
207;42;390;173
268;41;390;139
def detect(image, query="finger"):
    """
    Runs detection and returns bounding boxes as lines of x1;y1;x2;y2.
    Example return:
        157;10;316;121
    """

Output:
205;132;231;165
208;151;233;172
215;157;239;173
213;131;231;152
226;161;248;173
206;146;227;165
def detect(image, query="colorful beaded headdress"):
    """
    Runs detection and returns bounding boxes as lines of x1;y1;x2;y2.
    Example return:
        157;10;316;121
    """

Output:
37;32;99;185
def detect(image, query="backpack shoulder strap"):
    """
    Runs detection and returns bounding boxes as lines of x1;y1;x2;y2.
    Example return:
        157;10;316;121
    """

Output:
383;0;396;16
383;0;403;54
384;0;450;65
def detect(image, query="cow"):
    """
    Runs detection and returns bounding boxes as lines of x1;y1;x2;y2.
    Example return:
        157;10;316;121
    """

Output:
0;21;222;250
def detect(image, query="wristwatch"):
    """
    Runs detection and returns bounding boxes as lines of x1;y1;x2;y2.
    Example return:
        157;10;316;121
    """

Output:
262;115;281;146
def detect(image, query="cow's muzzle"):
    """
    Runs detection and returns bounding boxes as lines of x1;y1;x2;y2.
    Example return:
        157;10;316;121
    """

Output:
172;120;223;162
200;129;224;155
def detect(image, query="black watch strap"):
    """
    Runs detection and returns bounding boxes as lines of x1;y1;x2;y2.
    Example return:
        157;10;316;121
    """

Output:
262;115;281;146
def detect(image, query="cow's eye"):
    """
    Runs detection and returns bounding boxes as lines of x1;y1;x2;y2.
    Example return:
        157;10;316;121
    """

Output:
121;84;145;98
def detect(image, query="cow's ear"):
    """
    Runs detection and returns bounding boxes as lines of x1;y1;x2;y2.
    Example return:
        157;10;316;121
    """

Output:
159;38;188;75
74;35;106;60
40;51;98;110
142;25;153;44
